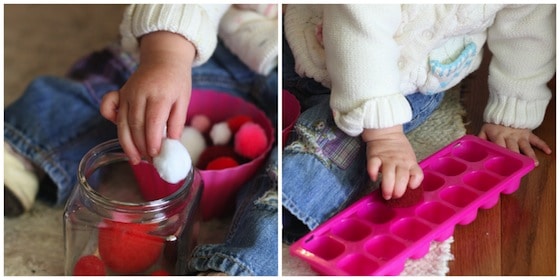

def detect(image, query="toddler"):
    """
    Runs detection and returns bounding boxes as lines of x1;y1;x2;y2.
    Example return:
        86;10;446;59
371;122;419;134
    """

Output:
5;4;278;276
282;4;554;240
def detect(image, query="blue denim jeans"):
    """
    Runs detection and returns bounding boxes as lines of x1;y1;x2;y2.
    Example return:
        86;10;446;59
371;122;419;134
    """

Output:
281;31;444;243
4;41;278;276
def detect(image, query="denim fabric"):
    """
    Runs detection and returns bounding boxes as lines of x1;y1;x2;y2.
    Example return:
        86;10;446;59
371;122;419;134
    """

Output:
281;31;444;243
191;42;278;125
4;40;278;276
187;41;279;276
189;147;278;276
4;44;132;204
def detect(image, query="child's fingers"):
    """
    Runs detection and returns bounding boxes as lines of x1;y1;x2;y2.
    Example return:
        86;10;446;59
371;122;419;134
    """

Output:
529;134;552;154
391;166;410;199
119;128;142;165
116;102;142;165
366;156;382;182
127;99;148;158
505;137;520;154
477;130;488;140
408;166;424;189
100;91;120;124
519;140;539;166
380;163;396;200
166;97;189;141
382;163;423;200
100;91;143;164
145;99;171;158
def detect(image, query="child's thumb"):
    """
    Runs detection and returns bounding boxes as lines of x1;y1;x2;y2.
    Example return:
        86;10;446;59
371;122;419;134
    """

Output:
100;91;120;124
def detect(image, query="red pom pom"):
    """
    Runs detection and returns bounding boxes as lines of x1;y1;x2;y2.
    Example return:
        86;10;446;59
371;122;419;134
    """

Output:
383;186;424;208
227;115;252;134
234;122;268;159
197;145;238;169
151;269;170;276
206;156;239;170
98;220;163;274
73;255;106;276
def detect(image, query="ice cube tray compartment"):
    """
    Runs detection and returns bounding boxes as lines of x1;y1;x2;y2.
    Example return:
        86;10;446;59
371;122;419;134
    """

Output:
289;135;535;276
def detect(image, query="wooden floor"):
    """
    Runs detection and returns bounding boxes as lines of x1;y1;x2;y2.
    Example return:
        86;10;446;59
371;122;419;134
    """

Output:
448;47;556;275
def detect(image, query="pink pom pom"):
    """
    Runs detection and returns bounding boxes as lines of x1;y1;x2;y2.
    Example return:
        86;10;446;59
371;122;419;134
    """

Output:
234;122;268;159
190;115;212;134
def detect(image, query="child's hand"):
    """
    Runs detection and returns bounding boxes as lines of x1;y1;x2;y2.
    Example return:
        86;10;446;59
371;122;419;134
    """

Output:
100;31;196;164
478;123;552;166
362;125;423;200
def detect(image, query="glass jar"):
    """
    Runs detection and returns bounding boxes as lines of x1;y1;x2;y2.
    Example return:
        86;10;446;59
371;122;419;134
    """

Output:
63;139;203;276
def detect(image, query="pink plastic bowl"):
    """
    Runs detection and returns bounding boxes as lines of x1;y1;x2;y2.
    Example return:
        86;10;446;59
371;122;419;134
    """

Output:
282;90;301;148
132;89;274;220
188;89;274;219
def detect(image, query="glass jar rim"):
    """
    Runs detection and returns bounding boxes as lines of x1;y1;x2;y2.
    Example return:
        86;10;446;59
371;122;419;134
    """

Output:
77;139;194;213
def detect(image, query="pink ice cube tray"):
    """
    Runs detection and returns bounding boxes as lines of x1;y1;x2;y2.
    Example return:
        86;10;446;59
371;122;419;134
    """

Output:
289;135;535;276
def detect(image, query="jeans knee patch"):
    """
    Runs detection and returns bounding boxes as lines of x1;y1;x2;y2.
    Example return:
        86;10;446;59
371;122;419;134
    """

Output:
286;119;362;170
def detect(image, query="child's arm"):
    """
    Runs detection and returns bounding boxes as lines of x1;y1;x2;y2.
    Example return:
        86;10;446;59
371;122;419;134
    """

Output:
100;4;229;164
321;5;420;199
100;31;196;164
322;5;410;137
362;125;423;200
483;5;555;164
478;123;551;166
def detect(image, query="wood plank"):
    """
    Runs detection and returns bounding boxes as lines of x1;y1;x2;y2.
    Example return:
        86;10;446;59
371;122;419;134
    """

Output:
448;47;502;276
448;206;503;275
501;86;556;276
448;45;556;275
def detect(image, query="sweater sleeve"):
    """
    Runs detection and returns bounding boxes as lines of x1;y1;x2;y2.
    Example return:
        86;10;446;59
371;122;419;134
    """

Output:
485;4;555;129
323;5;411;136
218;5;278;75
120;4;230;66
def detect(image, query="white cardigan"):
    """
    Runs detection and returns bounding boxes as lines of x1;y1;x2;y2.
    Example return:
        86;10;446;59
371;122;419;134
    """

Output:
119;4;278;76
284;4;555;136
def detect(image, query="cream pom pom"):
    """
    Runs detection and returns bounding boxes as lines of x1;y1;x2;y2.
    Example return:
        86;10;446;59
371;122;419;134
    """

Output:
209;121;232;145
180;126;206;165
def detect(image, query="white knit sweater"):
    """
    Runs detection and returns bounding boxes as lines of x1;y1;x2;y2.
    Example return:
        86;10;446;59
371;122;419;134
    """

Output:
119;4;278;75
284;4;555;136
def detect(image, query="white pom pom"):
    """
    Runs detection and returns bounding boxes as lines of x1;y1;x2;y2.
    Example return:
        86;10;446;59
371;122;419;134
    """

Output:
209;121;232;145
180;127;206;165
153;138;192;184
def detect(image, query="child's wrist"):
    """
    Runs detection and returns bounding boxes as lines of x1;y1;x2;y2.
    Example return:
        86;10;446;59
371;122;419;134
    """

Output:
361;125;404;143
139;31;196;67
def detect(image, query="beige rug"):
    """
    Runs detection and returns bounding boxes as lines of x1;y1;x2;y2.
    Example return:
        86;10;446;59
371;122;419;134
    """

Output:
282;85;466;276
3;201;232;276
